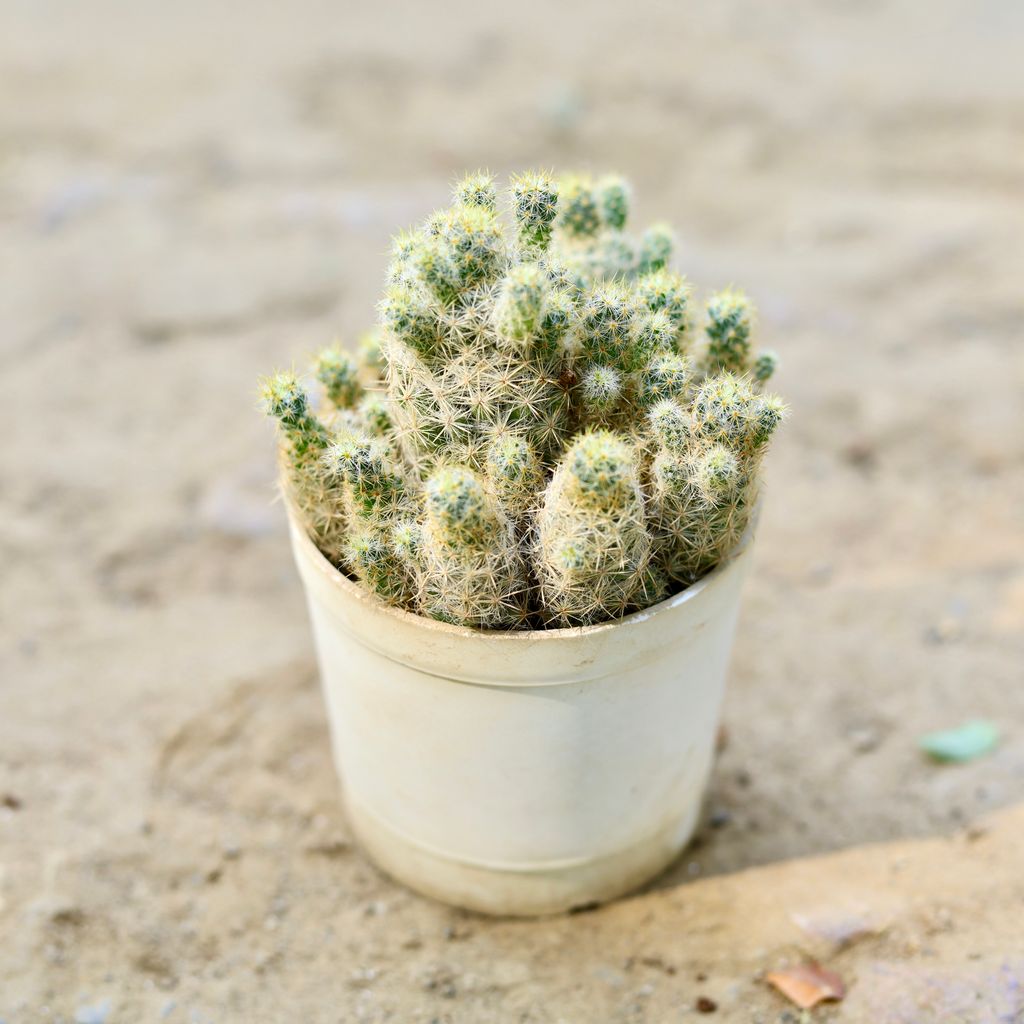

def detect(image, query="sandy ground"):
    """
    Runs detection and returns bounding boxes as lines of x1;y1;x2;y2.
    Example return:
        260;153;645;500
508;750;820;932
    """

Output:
1;0;1022;1020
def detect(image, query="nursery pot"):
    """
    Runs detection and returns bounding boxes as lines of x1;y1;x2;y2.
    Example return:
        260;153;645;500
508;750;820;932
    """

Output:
287;503;755;916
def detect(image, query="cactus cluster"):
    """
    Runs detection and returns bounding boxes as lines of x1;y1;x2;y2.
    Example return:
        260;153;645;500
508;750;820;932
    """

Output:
262;171;785;629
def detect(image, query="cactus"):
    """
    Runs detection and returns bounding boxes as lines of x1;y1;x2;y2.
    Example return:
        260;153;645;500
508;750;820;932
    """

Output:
486;430;543;524
357;330;387;381
262;171;786;628
345;532;413;605
323;432;409;522
315;345;361;410
649;374;785;582
453;170;498;212
320;430;417;603
699;288;778;382
419;466;527;628
537;431;653;626
261;371;349;563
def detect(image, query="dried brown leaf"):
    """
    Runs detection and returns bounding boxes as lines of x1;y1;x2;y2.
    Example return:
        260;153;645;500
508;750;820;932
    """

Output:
766;962;846;1009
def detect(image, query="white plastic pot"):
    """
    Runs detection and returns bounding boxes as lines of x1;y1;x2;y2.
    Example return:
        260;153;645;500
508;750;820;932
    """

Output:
288;506;755;916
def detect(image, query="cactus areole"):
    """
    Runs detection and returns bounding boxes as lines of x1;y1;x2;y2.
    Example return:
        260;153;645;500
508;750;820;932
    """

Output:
262;171;785;630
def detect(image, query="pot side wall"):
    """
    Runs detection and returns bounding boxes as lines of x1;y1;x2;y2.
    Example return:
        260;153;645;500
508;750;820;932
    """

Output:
288;513;754;915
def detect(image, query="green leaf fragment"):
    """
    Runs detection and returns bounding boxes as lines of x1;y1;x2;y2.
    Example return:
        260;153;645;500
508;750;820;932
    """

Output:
918;720;998;763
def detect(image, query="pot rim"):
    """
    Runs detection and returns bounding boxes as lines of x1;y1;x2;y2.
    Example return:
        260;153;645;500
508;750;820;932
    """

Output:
285;492;756;644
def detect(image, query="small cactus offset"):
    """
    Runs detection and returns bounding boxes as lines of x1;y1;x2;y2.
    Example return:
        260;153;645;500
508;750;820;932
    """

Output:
418;465;528;628
263;171;786;629
537;431;656;626
260;371;348;563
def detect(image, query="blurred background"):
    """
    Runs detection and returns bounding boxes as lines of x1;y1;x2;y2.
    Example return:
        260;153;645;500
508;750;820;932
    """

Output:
1;0;1022;1018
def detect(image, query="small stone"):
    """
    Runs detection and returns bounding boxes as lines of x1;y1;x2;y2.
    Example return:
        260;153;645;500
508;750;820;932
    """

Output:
807;562;833;585
593;965;626;988
842;438;876;469
74;1001;112;1024
44;944;66;965
696;996;718;1013
349;966;379;988
924;617;963;645
419;964;457;995
848;726;881;753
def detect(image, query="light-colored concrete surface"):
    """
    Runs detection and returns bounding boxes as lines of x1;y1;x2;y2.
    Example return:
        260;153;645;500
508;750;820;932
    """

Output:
1;1;1022;1019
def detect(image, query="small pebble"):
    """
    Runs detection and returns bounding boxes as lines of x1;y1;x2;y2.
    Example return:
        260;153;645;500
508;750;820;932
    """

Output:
848;726;881;753
349;966;379;988
74;1001;112;1024
842;438;876;468
924;617;963;645
696;995;718;1013
807;562;833;585
593;965;626;988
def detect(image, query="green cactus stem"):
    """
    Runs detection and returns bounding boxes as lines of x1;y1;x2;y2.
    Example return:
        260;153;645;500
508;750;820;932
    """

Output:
419;466;528;628
453;170;498;212
260;371;348;563
346;531;416;605
537;431;652;626
486;430;544;523
315;345;363;410
511;171;560;250
651;374;786;582
637;223;675;275
557;174;603;239
597;175;630;231
323;431;410;522
703;289;752;375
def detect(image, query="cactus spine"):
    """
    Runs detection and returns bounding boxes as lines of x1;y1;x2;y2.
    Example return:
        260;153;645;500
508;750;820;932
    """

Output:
263;171;785;629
